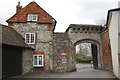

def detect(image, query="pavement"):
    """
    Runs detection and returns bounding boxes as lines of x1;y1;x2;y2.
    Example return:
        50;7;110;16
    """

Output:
12;68;116;78
10;64;117;78
76;64;93;70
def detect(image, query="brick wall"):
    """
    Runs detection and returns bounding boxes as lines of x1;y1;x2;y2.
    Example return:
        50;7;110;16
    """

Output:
101;30;112;70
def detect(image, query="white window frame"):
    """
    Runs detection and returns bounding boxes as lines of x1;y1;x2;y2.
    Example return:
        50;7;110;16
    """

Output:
27;14;38;21
33;55;44;67
25;33;35;44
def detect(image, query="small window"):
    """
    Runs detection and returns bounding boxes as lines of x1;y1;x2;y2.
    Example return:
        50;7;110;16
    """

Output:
62;59;67;63
96;28;98;31
25;33;35;44
73;28;75;30
78;28;80;30
83;28;85;31
87;28;89;30
33;55;44;67
28;14;38;21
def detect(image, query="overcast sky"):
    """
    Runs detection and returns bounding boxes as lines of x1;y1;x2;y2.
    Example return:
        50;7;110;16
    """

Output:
0;0;120;32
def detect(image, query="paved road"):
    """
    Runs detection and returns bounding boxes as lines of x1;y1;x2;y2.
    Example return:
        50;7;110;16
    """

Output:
11;64;117;78
76;64;93;71
12;69;116;78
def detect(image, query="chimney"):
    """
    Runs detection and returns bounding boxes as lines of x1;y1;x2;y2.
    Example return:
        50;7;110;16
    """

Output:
16;1;22;13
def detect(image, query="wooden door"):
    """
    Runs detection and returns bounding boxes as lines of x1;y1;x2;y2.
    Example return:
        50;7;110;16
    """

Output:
91;44;98;69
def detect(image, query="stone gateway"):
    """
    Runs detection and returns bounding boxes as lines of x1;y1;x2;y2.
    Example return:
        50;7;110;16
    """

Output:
6;1;112;75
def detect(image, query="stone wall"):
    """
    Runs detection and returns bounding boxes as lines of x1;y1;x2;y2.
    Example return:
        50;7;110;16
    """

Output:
66;24;103;69
11;22;54;71
22;49;34;74
53;33;76;72
9;22;114;73
67;24;102;44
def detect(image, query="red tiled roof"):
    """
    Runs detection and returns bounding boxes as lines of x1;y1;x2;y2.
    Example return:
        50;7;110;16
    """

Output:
7;1;55;23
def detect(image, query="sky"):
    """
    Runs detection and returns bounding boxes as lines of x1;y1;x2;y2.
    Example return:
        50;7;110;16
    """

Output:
0;0;120;32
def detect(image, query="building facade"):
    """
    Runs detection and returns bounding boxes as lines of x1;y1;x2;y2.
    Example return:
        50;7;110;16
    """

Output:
7;1;56;72
106;8;120;78
6;1;76;73
4;1;120;79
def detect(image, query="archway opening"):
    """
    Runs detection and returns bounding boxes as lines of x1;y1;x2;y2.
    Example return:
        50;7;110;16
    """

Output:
75;42;98;71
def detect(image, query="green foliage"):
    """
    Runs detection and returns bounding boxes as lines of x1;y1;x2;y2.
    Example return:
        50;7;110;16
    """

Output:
76;62;92;64
76;56;92;64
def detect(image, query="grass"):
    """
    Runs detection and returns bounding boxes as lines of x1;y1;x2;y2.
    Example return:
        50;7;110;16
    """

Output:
76;62;92;64
76;56;93;64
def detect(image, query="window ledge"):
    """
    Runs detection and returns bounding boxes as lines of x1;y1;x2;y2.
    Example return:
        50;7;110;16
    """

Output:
33;65;44;67
26;43;35;44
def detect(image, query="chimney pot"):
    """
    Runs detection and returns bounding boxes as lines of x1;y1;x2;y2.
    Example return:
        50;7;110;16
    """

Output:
16;1;22;13
18;1;20;6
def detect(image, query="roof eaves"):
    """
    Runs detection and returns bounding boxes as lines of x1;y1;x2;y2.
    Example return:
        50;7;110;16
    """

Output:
2;43;35;50
7;21;54;24
106;8;120;28
35;1;56;22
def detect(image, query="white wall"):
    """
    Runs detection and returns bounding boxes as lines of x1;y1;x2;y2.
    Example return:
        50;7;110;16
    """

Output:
0;26;2;79
109;12;119;77
118;10;120;79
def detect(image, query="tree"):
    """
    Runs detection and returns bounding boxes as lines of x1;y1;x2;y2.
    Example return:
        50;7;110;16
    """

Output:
95;18;106;26
76;43;91;56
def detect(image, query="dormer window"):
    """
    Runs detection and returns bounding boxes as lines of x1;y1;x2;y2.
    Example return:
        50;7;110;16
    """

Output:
28;14;38;21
